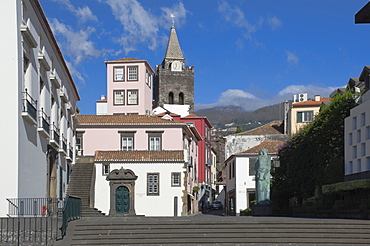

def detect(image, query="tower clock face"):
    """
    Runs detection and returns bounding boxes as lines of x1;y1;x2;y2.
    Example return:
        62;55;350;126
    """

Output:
171;61;182;71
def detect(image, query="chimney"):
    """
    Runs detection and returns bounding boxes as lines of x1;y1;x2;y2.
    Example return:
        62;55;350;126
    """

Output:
314;95;320;101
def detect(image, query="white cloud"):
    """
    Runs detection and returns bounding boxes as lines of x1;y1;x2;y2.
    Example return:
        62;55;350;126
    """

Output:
51;0;98;23
50;18;102;65
285;50;299;65
267;16;282;30
105;0;187;54
195;85;339;112
218;1;256;33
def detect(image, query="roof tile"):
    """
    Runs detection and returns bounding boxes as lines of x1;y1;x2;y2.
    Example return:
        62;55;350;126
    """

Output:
239;140;285;154
77;114;184;125
235;121;284;136
95;150;184;162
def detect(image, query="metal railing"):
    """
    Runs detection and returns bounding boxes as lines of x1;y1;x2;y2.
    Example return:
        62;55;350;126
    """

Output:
61;195;81;238
68;144;73;160
38;108;50;133
4;198;60;245
50;123;60;146
61;134;67;153
22;89;37;121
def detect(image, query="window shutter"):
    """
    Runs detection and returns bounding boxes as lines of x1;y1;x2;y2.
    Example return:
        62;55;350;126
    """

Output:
297;112;302;123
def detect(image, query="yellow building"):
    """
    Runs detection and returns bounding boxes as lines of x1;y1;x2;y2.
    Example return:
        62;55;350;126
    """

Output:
289;95;331;135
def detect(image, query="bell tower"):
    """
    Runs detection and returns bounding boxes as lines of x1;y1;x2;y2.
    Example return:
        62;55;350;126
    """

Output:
154;19;194;114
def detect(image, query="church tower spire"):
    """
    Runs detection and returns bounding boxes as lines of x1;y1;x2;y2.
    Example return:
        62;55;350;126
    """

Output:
154;19;194;114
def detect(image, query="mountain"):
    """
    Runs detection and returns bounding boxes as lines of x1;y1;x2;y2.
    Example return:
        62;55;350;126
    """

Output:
195;103;286;132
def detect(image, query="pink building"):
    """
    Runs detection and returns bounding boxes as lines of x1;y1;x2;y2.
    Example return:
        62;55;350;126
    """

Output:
76;114;201;216
103;58;154;115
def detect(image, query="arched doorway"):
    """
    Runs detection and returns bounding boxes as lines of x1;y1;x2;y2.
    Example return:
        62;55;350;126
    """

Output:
107;167;137;216
179;92;184;105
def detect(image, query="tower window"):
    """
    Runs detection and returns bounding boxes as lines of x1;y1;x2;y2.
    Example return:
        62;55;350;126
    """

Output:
169;92;174;104
127;66;138;81
179;92;184;105
114;67;125;81
127;90;138;105
114;90;125;105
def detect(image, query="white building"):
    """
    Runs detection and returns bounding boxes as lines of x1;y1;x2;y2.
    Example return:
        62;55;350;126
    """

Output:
344;67;370;181
0;0;79;216
224;141;283;216
224;121;286;159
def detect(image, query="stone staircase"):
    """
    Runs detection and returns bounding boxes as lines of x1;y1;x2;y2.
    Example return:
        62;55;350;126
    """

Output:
56;215;370;245
67;156;105;217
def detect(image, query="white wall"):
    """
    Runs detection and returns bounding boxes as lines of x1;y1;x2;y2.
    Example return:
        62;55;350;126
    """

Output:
95;162;185;216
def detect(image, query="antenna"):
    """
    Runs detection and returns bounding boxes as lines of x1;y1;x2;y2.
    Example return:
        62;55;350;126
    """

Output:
170;14;175;27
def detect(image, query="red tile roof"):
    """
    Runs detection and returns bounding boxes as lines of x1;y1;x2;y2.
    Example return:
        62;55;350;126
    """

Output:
106;57;143;62
239;140;285;155
292;97;331;107
76;114;184;126
184;114;201;118
235;121;284;136
95;150;184;162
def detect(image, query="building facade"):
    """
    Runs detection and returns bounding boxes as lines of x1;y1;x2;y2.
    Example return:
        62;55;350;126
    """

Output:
224;141;283;216
344;66;370;181
0;0;79;216
102;58;154;116
76;114;200;216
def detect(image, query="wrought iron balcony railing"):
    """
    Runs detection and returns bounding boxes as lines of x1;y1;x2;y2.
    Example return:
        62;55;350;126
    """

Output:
22;89;37;125
49;123;60;148
38;108;50;138
59;134;67;155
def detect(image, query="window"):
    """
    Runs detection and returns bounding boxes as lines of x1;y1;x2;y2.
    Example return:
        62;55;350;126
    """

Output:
114;90;125;105
353;145;357;159
297;111;313;123
76;132;84;155
147;131;163;150
361;112;366;127
348;161;353;173
127;66;138;81
103;164;110;176
171;173;181;187
169;92;174;104
179;92;184;105
357;159;361;172
366;157;370;171
114;67;125;81
349;133;353;146
367;126;370;140
357;130;361;143
147;173;159;195
120;132;135;150
127;90;138;105
362;143;366;156
249;158;256;176
353;117;357;130
228;163;231;180
146;70;151;87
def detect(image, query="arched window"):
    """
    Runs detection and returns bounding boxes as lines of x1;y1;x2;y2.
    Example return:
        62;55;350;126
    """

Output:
169;92;174;104
179;92;184;105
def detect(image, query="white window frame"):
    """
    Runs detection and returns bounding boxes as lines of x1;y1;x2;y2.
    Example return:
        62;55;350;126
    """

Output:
114;90;125;105
127;90;138;105
171;172;181;187
297;111;313;123
113;67;125;81
102;164;110;176
127;66;138;81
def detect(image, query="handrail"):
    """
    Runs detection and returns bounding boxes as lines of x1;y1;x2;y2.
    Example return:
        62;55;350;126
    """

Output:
61;195;81;238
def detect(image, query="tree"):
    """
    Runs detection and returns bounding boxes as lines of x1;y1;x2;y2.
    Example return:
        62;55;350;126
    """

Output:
273;91;358;208
236;126;243;133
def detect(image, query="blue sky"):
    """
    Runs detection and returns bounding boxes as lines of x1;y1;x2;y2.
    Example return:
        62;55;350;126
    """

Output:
39;0;370;114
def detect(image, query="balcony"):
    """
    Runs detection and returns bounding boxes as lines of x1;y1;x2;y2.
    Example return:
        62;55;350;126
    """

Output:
59;134;67;156
60;86;69;103
66;102;74;114
22;89;37;125
66;143;73;161
38;46;51;71
49;123;60;148
20;18;38;48
37;108;50;138
206;158;212;166
50;69;61;89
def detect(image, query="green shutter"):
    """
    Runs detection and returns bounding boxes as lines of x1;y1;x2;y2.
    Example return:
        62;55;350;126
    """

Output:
297;112;302;123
